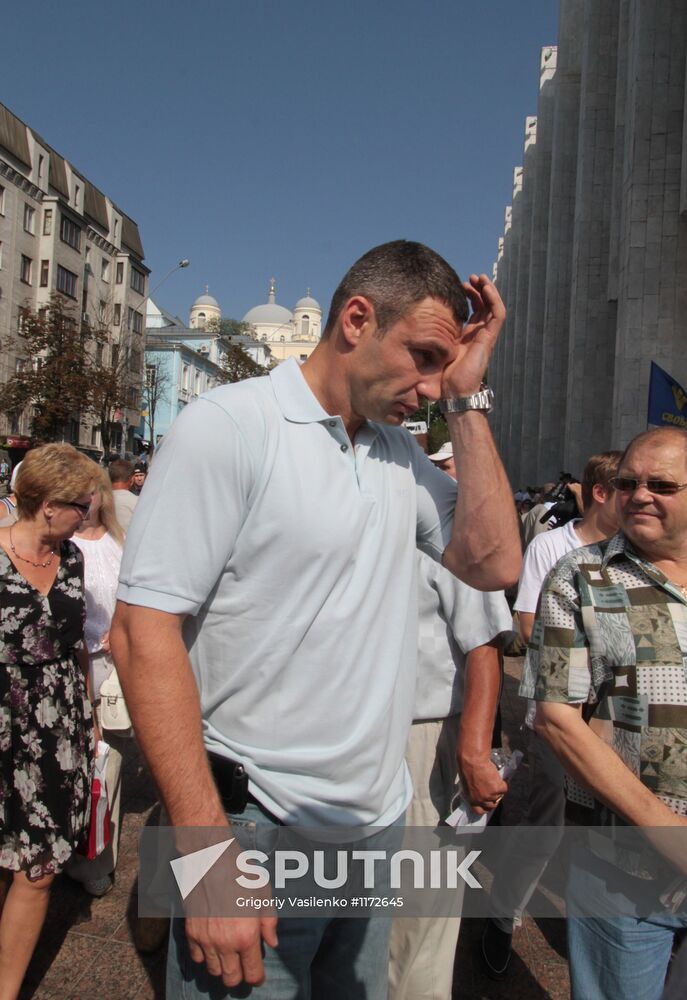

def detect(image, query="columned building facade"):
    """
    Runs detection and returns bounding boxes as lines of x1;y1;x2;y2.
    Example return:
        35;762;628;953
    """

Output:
490;0;687;486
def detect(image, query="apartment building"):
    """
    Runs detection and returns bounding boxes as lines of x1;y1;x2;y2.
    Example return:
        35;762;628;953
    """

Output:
0;100;148;456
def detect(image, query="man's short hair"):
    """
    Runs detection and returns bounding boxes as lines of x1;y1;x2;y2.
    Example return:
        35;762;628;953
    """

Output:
582;450;623;509
618;427;687;469
322;240;469;338
108;459;134;485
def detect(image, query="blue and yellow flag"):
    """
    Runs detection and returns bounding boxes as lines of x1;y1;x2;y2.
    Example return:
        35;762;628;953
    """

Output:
647;362;687;429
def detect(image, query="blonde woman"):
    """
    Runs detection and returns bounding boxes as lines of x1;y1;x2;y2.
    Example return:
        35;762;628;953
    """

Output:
66;464;126;898
0;444;97;1000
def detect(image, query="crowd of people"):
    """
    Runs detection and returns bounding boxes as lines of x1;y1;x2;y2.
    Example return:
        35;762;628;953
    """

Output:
0;240;685;1000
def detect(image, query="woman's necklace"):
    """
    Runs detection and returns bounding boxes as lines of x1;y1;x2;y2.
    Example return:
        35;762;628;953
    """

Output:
9;525;56;568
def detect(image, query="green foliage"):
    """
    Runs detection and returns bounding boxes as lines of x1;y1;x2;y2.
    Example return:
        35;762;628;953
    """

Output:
0;295;139;454
407;401;449;454
219;344;264;384
0;295;92;442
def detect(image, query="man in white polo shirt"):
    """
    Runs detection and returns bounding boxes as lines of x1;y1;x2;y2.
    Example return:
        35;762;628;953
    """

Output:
111;240;521;999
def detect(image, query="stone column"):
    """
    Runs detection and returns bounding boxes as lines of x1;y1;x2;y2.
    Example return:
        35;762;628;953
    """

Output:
519;47;558;486
500;168;524;479
508;117;539;486
564;0;620;474
612;0;687;447
536;0;585;482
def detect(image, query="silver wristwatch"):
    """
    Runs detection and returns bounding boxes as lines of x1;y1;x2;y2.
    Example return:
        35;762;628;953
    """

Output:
439;385;494;415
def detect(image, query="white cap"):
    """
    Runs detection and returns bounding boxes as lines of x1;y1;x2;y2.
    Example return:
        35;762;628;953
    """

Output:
428;442;453;462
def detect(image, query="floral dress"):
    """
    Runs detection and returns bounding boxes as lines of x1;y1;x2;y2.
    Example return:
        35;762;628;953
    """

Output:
0;540;94;880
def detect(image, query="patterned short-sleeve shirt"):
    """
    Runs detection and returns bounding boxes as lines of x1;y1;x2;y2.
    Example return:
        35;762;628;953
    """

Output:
520;531;687;818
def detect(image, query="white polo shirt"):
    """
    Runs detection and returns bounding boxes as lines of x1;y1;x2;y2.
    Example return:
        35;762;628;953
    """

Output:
117;359;457;826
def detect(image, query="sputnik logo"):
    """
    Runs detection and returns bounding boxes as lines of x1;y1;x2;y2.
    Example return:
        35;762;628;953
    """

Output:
170;838;235;900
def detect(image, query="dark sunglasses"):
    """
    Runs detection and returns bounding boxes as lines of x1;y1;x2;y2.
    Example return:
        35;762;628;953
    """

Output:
61;500;92;516
610;477;687;496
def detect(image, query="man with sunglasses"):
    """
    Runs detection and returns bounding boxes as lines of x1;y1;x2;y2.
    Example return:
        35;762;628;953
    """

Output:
521;427;687;1000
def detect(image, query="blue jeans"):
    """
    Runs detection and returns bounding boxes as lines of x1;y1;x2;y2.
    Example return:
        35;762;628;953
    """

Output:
566;845;687;1000
166;802;402;999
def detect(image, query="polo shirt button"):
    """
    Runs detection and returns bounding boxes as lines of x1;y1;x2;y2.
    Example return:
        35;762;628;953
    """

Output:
328;420;336;427
340;444;348;452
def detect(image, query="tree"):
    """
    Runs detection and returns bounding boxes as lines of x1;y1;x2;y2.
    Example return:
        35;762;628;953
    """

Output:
205;317;254;340
86;338;131;458
0;294;92;441
141;356;172;448
407;401;449;454
0;295;144;455
219;344;265;384
204;316;266;383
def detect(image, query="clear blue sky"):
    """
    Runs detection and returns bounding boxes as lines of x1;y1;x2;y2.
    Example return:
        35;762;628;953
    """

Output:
2;0;558;323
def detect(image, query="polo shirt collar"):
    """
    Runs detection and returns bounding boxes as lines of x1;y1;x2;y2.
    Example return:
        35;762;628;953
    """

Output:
269;358;332;424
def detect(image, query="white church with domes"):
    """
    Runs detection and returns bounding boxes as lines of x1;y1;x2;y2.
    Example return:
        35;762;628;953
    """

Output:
186;279;322;365
242;279;322;363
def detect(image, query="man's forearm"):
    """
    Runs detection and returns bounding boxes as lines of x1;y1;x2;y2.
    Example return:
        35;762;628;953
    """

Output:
535;702;685;828
456;642;508;809
442;411;521;591
110;602;228;829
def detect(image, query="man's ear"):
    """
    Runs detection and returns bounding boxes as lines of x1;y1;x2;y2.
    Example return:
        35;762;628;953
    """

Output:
339;296;376;348
592;482;612;505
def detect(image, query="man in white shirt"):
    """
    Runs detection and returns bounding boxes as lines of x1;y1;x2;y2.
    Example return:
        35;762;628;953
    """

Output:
388;550;512;1000
111;240;521;999
108;460;137;533
482;450;621;979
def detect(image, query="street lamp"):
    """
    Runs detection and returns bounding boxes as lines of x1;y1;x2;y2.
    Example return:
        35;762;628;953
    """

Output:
119;258;190;457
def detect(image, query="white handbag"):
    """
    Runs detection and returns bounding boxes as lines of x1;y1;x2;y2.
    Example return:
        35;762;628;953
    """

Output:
99;667;133;733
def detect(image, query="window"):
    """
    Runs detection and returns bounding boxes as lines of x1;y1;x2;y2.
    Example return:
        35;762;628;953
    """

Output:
43;209;52;235
128;307;142;335
20;255;32;285
182;365;190;389
18;307;30;334
130;348;142;373
98;299;107;324
116;261;124;284
111;344;119;369
23;204;35;234
60;215;81;251
301;315;310;337
38;155;45;185
299;354;308;362
15;358;27;373
0;241;3;269
95;342;104;365
0;185;5;214
10;412;20;435
194;371;201;395
146;364;156;388
56;264;77;298
130;266;145;295
91;426;99;447
39;260;49;287
101;258;110;282
113;303;121;326
74;183;81;208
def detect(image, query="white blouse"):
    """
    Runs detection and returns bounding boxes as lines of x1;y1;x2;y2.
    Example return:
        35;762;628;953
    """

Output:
72;532;123;654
